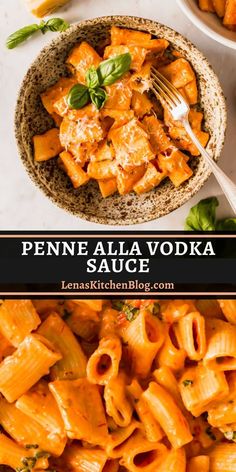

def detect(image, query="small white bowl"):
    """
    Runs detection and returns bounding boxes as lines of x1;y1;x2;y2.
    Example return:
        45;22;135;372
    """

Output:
178;0;236;50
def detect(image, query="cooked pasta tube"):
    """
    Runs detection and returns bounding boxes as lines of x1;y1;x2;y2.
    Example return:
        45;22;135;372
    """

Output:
142;382;193;448
160;300;196;323
104;372;133;427
99;307;119;338
218;300;236;324
49;378;108;446
16;380;66;440
119;431;167;472
179;364;229;417
38;312;87;379
126;379;164;442
0;433;48;470
158;448;186;472
153;366;184;410
0;334;61;402
0;331;14;361
187;455;210;472
121;310;165;377
87;336;122;385
0;300;40;347
65;301;100;340
208;372;236;427
0;397;66;456
72;299;104;311
204;319;236;370
156;327;186;372
196;300;223;319
62;444;119;472
106;420;141;459
175;311;206;361
209;443;236;472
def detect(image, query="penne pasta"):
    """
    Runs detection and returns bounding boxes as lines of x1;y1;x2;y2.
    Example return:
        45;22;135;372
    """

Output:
38;312;87;380
218;299;236;324
104;372;133;427
62;444;119;472
0;334;61;402
179;364;229;416
0;396;66;456
209;443;236;472
49;378;108;446
0;433;48;470
0;297;235;470
127;378;164;442
121;310;165;377
142;382;193;448
87;335;122;385
15;380;66;440
0;300;40;347
106;420;141;458
208;371;236;427
119;430;167;471
187;455;210;472
204;318;236;370
176;311;206;361
156;326;186;372
153;366;184;410
158;448;186;472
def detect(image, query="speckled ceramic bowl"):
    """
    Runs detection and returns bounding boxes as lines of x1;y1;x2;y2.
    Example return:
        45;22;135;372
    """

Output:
15;15;227;225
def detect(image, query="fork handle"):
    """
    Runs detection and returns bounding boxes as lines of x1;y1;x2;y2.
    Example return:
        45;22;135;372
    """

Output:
184;120;236;214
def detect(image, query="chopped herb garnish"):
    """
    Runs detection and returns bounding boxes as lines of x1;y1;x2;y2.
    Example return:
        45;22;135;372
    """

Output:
112;300;124;311
152;302;162;320
205;426;216;440
25;444;39;449
224;431;236;441
123;304;139;321
182;379;193;387
35;451;50;460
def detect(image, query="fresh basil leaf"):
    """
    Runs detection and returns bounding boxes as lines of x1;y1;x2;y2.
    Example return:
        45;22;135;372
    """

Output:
97;53;132;86
6;24;40;49
90;87;107;109
184;197;218;231
86;66;100;89
44;18;70;32
216;218;236;231
67;84;90;109
6;18;70;49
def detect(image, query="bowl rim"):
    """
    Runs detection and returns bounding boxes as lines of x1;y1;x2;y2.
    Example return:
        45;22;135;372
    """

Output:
177;0;236;50
14;14;227;225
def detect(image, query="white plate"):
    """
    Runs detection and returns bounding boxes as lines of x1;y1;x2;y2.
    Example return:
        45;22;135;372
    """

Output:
177;0;236;50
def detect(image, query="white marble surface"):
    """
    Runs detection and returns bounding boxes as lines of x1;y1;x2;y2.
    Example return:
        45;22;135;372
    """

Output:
0;0;235;230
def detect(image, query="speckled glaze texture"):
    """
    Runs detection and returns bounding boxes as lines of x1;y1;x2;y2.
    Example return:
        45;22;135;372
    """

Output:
15;15;227;225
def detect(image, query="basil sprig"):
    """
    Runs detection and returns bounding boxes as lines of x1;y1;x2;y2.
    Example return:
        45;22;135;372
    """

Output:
184;197;236;231
67;52;131;110
6;18;69;49
67;84;90;110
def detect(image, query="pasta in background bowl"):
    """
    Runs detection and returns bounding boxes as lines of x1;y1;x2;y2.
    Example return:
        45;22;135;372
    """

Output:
178;0;236;50
0;299;236;471
15;16;226;224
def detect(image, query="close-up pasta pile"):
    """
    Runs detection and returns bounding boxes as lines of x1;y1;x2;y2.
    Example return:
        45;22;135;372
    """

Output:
0;298;236;471
33;26;209;197
198;0;236;30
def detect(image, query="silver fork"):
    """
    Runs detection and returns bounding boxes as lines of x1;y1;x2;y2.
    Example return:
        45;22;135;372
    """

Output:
150;66;236;214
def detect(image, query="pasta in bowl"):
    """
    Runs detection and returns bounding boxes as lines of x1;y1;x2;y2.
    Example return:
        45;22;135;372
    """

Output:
0;298;236;471
15;16;226;224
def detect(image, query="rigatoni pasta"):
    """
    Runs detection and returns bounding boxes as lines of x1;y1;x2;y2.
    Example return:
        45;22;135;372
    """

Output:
0;298;235;471
34;26;210;198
